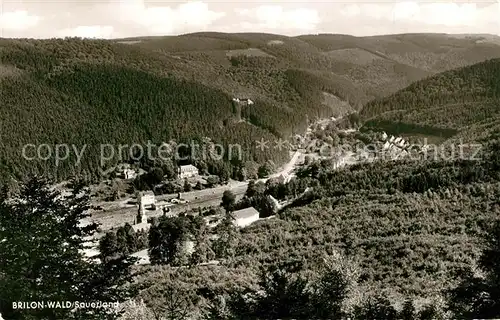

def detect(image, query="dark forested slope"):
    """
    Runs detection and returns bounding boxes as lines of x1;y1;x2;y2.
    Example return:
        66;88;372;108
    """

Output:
360;58;500;142
1;33;500;182
0;39;292;182
131;140;500;318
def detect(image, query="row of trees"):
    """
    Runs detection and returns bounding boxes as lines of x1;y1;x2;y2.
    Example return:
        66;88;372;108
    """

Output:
130;158;276;194
292;139;500;198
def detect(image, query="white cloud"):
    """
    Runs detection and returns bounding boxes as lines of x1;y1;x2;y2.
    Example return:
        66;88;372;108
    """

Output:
58;25;115;39
393;2;420;21
340;5;361;18
419;3;479;26
117;0;225;35
0;10;40;30
0;1;498;38
237;5;320;32
373;4;395;20
340;2;498;30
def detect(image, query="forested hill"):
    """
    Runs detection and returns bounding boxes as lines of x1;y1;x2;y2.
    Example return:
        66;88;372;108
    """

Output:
360;58;500;142
0;39;291;182
125;32;500;102
1;33;500;182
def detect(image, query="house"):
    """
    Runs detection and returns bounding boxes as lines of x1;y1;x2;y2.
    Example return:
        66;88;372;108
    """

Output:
233;207;260;228
398;150;409;159
181;239;196;256
381;132;388;140
133;221;150;232
131;249;149;265
397;138;407;148
204;216;220;228
232;97;254;105
114;164;135;179
137;191;155;209
123;168;136;180
178;165;199;179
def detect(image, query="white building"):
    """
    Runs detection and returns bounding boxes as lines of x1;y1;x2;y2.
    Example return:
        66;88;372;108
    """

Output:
232;97;254;105
136;191;155;223
178;165;199;179
381;132;388;140
133;222;150;232
131;249;150;265
138;191;155;208
123;169;136;180
397;138;407;148
182;240;196;255
233;207;260;228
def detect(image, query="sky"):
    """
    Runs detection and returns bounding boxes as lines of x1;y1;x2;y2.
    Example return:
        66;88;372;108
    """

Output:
0;0;499;38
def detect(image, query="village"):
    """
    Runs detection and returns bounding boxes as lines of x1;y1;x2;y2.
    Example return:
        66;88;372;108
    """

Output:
79;92;304;262
75;90;431;268
81;148;300;258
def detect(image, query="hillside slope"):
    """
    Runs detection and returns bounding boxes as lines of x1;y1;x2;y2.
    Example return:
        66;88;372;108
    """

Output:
123;32;500;102
360;58;500;142
1;33;500;182
0;39;293;182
